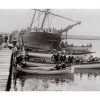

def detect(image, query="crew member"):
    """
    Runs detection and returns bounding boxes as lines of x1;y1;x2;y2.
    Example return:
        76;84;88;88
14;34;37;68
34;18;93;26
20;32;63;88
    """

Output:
54;61;62;70
60;51;66;62
60;51;66;68
51;52;59;63
16;52;26;68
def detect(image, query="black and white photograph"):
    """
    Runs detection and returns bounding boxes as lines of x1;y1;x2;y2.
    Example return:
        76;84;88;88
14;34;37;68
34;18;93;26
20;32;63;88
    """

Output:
1;8;100;91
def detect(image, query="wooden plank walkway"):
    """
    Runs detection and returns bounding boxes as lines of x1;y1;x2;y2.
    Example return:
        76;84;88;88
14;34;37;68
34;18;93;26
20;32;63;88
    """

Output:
0;48;12;91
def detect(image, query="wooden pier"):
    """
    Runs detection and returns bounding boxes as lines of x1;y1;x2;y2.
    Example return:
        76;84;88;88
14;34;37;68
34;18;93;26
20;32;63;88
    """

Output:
0;48;12;91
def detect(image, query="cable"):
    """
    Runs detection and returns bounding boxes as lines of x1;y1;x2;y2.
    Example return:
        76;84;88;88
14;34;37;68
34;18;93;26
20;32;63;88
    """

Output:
16;9;32;31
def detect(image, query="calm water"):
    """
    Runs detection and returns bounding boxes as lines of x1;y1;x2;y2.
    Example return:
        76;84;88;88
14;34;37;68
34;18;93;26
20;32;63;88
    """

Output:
10;69;100;91
10;40;100;91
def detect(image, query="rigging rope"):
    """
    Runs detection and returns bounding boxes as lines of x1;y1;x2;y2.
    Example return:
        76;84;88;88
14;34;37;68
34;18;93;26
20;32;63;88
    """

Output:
33;9;77;22
38;11;40;28
31;12;43;26
47;9;54;28
16;10;32;32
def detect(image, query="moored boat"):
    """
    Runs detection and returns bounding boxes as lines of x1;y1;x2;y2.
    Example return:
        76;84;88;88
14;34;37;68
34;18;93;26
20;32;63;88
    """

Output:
27;51;95;63
74;62;100;69
12;9;99;71
17;9;81;51
24;61;100;69
14;64;74;75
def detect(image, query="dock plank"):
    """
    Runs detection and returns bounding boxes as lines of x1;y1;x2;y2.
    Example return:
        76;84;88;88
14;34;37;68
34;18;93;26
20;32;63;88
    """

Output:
0;48;12;91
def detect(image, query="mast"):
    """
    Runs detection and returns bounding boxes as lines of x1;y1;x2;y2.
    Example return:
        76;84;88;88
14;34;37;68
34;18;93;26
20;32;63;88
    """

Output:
29;10;37;31
41;9;50;28
34;9;76;22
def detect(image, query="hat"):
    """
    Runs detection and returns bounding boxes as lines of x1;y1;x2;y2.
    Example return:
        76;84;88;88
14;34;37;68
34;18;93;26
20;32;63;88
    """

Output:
13;40;17;42
12;40;17;44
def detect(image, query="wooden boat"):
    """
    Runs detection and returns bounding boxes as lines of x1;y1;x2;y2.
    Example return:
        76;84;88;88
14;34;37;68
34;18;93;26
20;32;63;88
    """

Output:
28;52;94;61
14;64;74;75
17;9;81;51
25;61;100;69
74;62;100;69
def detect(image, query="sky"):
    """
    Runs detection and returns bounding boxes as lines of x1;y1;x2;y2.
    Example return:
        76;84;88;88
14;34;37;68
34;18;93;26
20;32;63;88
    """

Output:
0;9;100;36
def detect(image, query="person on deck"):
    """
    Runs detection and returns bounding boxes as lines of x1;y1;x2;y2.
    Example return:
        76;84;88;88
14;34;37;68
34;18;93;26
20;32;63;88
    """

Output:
0;35;3;48
11;40;18;67
4;35;8;43
12;40;18;56
9;34;12;44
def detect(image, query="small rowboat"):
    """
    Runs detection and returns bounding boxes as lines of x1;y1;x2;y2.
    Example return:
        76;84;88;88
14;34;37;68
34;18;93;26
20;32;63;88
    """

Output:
24;61;100;69
24;61;72;67
74;62;100;69
14;64;74;75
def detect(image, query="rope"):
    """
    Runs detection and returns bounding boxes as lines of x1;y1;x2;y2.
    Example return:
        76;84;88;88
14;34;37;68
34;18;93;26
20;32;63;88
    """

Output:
16;10;32;32
31;12;43;26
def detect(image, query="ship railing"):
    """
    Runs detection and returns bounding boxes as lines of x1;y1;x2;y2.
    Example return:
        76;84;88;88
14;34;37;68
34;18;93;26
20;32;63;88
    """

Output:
31;27;59;34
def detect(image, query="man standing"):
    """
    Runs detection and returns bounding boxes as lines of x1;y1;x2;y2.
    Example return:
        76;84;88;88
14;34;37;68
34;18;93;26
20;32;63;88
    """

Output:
4;34;8;43
0;35;3;49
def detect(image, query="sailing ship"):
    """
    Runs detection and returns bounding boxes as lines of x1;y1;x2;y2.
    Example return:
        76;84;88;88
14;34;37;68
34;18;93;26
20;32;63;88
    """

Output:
18;9;81;52
11;9;100;74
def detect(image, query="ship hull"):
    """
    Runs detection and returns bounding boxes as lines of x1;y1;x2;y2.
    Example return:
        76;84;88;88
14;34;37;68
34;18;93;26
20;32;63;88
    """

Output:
19;31;61;50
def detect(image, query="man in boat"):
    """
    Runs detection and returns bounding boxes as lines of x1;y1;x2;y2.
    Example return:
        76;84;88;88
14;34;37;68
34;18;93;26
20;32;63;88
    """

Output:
16;52;24;64
16;52;27;68
75;56;80;64
54;61;62;70
68;55;74;64
51;52;60;63
54;51;67;70
60;50;66;69
60;51;66;62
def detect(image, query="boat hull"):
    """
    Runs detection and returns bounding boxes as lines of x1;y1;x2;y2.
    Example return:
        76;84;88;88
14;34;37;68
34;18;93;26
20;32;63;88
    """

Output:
15;65;74;75
25;62;100;69
27;52;92;63
74;63;100;69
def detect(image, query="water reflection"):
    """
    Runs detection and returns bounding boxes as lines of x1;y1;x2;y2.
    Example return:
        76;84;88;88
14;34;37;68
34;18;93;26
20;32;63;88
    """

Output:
10;69;100;91
11;73;74;91
75;69;99;79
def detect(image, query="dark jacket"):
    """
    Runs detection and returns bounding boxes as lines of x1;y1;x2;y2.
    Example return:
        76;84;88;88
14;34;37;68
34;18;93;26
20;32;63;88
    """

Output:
60;55;66;62
52;54;59;63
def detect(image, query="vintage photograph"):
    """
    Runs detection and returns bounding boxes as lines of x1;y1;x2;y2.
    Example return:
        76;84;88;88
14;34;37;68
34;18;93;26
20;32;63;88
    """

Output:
0;9;100;91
